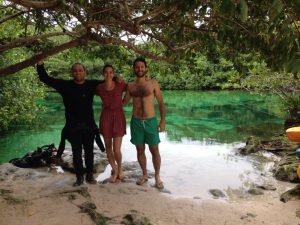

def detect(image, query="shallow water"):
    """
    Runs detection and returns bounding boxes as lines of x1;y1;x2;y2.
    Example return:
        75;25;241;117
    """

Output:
97;129;288;200
0;90;286;199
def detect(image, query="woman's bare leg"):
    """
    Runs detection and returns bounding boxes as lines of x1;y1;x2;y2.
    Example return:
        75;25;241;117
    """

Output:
113;137;124;179
104;137;118;182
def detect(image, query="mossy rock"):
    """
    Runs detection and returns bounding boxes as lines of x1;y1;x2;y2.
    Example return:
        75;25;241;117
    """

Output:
280;184;300;202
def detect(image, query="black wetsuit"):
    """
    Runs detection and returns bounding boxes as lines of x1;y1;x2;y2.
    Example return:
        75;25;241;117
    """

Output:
56;125;105;159
37;64;103;179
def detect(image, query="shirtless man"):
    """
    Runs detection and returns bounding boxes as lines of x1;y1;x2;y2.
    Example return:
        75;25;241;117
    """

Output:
123;57;166;189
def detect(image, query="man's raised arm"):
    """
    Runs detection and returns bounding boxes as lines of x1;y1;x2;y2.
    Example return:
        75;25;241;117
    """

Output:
36;59;63;90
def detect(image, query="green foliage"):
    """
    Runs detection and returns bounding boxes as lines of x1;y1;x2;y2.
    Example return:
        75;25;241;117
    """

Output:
241;60;300;125
239;0;248;21
147;53;240;90
216;0;300;73
2;0;299;130
0;13;45;131
1;0;299;77
0;69;45;131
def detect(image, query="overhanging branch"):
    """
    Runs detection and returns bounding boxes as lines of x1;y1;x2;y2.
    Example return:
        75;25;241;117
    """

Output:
142;30;199;51
0;36;87;77
8;0;61;9
0;31;78;53
0;10;27;24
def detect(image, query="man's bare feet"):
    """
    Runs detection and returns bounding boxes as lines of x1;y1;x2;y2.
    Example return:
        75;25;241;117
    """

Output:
155;181;164;189
136;176;148;185
155;175;164;189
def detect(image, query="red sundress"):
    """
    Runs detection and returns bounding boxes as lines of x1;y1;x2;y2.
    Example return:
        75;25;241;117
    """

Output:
95;81;127;138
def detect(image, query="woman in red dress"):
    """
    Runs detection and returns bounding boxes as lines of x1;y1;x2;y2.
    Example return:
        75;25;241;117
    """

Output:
95;64;127;182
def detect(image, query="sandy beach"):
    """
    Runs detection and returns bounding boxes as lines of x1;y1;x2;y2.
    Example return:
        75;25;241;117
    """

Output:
0;163;299;225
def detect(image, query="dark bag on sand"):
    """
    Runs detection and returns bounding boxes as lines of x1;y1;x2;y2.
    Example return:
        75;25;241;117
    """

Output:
9;144;57;168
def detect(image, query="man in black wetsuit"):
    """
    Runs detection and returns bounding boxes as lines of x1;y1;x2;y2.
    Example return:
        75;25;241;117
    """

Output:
37;60;102;186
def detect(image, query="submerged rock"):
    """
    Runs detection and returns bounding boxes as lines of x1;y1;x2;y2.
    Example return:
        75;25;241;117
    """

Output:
209;189;225;198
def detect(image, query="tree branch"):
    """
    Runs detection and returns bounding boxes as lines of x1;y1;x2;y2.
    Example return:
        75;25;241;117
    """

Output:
122;0;131;18
134;4;170;25
89;33;173;63
0;10;27;24
142;30;199;51
0;31;78;53
0;36;87;77
8;0;61;9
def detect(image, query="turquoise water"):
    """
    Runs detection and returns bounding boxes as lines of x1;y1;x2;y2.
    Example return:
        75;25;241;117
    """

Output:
161;90;283;142
0;90;286;199
0;90;283;164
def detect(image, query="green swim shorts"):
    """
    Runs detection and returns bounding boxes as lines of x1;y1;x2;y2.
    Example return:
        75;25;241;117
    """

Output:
130;117;161;145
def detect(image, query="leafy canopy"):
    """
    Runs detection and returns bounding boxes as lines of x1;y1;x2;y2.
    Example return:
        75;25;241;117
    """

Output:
0;0;299;76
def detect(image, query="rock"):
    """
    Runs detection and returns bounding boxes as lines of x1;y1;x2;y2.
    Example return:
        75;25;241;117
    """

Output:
94;159;108;174
79;201;111;225
239;136;261;155
260;139;299;154
122;210;152;225
209;189;225;198
274;156;300;183
239;136;299;156
256;184;277;191
0;188;27;204
239;136;300;184
248;188;264;195
79;201;97;212
58;148;108;174
280;184;300;203
241;213;256;220
296;209;300;219
160;189;171;194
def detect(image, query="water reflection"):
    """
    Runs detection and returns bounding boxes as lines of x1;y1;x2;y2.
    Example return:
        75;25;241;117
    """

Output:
138;132;276;199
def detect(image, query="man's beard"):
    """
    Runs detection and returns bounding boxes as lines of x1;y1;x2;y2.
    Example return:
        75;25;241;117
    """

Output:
136;71;146;77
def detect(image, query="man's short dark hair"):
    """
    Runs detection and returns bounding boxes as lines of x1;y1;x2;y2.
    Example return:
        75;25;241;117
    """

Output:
71;63;86;72
133;58;147;67
102;64;114;73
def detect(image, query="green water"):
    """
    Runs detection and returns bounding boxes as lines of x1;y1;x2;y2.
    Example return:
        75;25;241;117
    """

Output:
163;90;284;142
0;90;283;164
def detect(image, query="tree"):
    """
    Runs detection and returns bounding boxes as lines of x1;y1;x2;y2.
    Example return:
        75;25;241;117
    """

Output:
0;0;299;77
241;60;300;128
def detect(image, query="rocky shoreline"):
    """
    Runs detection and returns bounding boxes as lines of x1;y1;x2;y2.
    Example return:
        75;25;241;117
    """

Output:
239;135;300;202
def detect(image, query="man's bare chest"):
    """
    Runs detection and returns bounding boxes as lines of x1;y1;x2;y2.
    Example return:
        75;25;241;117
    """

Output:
130;83;154;98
